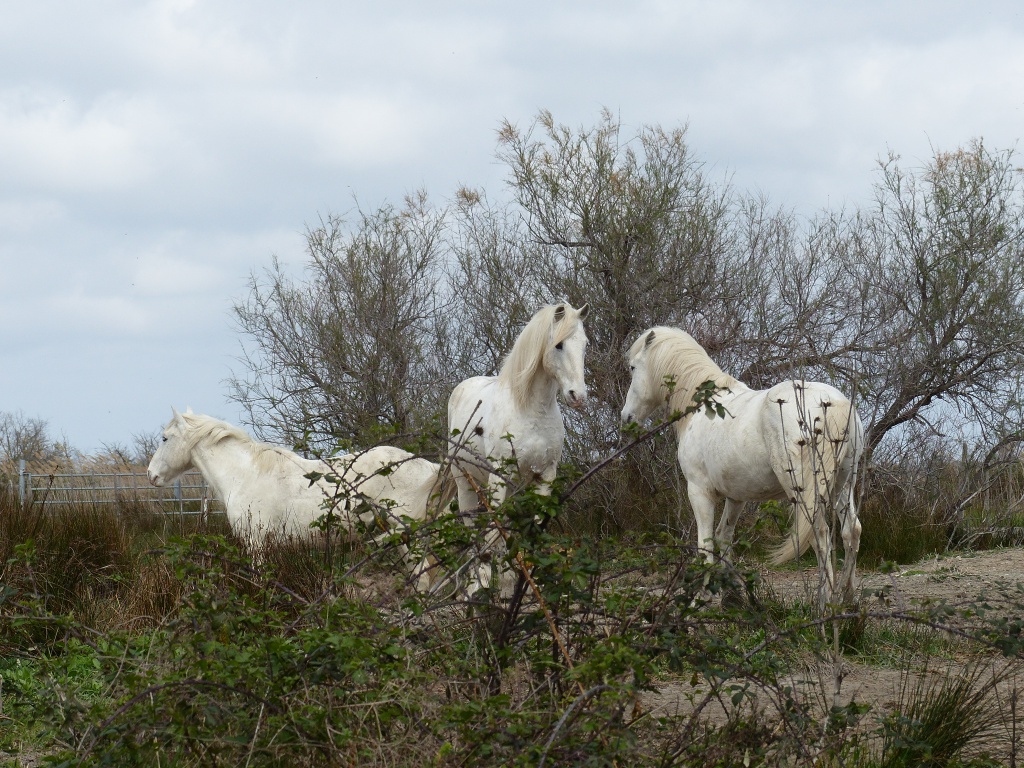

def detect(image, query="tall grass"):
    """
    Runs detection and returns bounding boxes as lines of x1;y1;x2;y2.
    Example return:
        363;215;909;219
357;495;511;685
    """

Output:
0;486;229;631
857;435;1024;566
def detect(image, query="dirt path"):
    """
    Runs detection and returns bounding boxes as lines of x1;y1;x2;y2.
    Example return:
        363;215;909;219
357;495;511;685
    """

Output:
772;546;1024;606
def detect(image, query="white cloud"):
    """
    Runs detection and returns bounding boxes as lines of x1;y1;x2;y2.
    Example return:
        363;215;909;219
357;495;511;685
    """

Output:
0;88;171;192
0;197;65;233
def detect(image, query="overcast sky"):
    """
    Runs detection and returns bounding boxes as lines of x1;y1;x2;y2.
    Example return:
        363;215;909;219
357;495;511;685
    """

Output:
2;1;1022;454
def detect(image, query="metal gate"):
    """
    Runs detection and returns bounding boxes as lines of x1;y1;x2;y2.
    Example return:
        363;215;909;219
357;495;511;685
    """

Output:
16;459;223;515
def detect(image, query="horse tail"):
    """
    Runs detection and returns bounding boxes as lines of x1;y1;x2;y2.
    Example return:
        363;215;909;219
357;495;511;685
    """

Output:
405;462;460;593
769;393;858;566
769;500;816;565
422;461;458;521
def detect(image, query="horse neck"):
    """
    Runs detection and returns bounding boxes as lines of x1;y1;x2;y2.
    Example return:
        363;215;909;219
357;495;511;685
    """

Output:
515;360;560;414
188;437;257;501
499;341;560;413
660;351;741;434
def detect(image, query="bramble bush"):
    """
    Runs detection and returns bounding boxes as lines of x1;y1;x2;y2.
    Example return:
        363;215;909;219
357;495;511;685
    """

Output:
1;391;1022;765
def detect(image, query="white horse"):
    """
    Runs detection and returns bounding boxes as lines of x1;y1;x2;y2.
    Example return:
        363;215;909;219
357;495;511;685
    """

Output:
147;409;447;584
621;327;864;607
448;303;589;593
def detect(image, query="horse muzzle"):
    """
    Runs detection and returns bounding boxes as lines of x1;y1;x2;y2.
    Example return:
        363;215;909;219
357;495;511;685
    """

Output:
566;390;588;409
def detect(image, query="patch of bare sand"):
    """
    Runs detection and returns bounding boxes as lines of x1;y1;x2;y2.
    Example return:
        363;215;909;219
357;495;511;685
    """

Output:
642;548;1024;762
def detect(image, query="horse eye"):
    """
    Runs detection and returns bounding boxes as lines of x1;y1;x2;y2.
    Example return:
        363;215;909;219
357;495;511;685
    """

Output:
162;436;168;442
555;342;564;350
629;365;635;372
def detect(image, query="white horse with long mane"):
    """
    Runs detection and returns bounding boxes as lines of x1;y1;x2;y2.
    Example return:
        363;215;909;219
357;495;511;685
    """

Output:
621;327;864;607
147;409;447;580
448;302;589;592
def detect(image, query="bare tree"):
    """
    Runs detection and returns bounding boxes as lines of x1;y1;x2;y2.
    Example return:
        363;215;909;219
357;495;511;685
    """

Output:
229;192;455;452
227;111;1024;537
445;187;547;376
97;430;162;468
0;410;74;479
490;110;742;449
848;141;1024;454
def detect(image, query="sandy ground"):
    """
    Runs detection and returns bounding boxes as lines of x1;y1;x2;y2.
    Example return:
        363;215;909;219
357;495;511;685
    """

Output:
643;547;1024;762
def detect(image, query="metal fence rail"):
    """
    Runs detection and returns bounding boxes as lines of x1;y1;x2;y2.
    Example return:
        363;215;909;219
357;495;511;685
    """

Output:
15;459;223;515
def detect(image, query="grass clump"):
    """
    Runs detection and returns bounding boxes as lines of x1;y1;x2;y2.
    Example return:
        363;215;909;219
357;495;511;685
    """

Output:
860;664;1006;768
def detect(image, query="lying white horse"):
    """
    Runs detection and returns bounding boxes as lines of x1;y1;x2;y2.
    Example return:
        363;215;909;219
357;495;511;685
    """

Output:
621;327;864;607
147;409;447;583
448;302;589;593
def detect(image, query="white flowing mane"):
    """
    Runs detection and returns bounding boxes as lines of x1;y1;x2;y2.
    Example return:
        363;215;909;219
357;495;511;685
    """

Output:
632;326;740;415
177;412;301;473
497;304;580;410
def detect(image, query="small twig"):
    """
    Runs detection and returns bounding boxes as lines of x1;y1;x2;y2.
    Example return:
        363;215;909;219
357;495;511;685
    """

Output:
537;684;612;768
559;410;687;503
244;702;266;768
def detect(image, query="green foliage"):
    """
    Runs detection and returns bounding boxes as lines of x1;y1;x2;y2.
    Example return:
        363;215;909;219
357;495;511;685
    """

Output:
30;537;440;766
2;444;1024;765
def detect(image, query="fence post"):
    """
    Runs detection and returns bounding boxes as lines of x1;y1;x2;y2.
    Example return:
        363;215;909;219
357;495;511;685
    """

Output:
174;478;182;515
18;459;27;506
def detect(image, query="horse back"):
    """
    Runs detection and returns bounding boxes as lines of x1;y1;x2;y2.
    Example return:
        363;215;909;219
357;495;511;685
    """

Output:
762;381;862;454
677;381;862;500
448;375;497;425
345;446;442;522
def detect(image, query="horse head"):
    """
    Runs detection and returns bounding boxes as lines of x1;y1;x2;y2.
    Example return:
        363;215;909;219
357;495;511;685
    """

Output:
147;407;195;486
621;328;660;425
543;303;590;409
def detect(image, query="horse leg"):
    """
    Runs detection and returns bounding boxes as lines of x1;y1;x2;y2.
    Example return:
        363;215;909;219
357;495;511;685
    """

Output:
794;476;836;611
452;465;481;518
686;484;719;564
462;472;511;598
684;483;722;607
837;485;862;603
446;463;496;598
488;471;525;599
715;498;744;561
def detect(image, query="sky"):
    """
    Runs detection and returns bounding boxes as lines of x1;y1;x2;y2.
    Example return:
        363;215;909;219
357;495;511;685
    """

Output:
2;1;1023;455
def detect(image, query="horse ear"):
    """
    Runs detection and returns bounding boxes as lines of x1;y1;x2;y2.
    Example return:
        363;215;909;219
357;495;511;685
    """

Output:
645;329;656;348
578;303;589;319
553;304;566;322
171;406;181;419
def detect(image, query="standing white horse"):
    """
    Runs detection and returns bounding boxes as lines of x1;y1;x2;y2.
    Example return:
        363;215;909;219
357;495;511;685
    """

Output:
621;327;864;607
147;409;447;582
448;303;589;592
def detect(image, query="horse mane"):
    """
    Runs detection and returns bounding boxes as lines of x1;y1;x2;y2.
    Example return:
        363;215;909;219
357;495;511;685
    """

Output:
178;412;301;473
631;326;740;415
497;304;581;410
